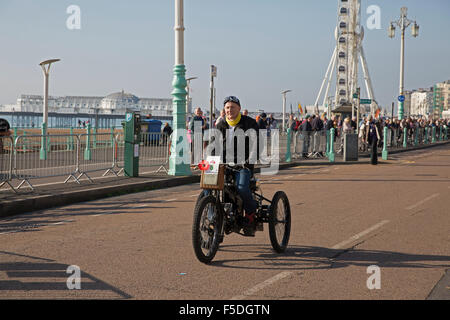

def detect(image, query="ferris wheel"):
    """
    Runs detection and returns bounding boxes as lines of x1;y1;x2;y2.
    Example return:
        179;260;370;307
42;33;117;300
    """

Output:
315;0;378;117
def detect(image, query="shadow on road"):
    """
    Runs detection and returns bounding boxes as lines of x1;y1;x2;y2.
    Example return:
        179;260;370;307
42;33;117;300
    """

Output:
0;251;132;299
212;244;450;271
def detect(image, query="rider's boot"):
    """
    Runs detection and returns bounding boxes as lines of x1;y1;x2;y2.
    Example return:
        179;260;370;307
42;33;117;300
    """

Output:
243;212;256;237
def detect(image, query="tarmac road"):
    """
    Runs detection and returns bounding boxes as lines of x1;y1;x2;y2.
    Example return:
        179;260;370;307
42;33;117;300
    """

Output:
0;144;449;300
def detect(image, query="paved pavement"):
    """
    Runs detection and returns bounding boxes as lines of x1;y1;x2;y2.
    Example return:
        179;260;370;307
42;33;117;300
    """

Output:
0;143;449;300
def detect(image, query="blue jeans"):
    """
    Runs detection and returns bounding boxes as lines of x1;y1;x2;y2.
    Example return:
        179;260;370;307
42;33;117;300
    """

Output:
235;168;257;214
201;168;257;214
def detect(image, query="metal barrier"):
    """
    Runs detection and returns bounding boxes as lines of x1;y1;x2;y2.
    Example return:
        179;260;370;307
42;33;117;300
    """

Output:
77;133;116;181
139;132;170;173
0;136;15;192
114;132;125;175
292;130;328;159
14;134;80;190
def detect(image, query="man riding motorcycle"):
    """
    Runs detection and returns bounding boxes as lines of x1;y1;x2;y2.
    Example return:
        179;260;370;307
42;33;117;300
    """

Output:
213;96;260;236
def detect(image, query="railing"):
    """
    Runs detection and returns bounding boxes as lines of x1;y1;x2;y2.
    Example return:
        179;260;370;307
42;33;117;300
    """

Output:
0;136;15;193
284;125;449;162
0;124;448;192
139;132;170;173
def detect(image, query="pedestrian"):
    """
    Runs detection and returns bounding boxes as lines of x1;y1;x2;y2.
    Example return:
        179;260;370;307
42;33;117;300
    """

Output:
257;113;267;130
301;115;312;158
351;117;357;132
189;108;207;164
311;114;324;157
0;118;12;154
268;114;278;130
365;116;380;165
162;122;173;145
359;120;367;152
215;109;226;126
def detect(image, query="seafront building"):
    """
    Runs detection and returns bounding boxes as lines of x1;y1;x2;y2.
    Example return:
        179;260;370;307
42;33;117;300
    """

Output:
0;91;174;128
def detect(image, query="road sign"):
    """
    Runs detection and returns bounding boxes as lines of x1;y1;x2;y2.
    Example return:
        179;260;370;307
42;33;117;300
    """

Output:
360;99;372;104
353;93;358;98
398;95;405;102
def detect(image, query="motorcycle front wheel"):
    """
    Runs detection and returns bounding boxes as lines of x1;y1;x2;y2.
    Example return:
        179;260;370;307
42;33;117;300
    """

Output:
192;195;223;264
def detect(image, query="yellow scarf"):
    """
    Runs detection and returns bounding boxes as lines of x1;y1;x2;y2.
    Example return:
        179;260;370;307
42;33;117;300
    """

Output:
226;113;242;127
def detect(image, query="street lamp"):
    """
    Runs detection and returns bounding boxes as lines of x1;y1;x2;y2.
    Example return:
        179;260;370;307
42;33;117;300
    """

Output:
186;76;198;124
210;65;217;129
389;7;419;120
39;58;60;160
281;90;292;132
168;0;191;176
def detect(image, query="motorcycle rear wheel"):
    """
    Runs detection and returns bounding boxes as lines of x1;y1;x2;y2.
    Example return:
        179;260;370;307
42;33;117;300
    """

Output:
268;191;291;253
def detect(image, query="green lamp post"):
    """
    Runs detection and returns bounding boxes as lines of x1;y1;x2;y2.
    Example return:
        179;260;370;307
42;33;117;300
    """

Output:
168;0;192;176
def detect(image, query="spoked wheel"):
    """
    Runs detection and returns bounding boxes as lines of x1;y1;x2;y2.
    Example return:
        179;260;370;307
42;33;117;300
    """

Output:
192;195;223;264
268;191;291;253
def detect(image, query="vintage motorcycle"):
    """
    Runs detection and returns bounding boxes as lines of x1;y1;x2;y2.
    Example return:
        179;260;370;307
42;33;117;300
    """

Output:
192;163;291;264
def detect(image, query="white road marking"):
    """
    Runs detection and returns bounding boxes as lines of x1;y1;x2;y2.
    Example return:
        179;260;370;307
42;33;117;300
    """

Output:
230;271;293;300
165;199;177;202
234;178;392;299
331;220;390;250
405;193;440;210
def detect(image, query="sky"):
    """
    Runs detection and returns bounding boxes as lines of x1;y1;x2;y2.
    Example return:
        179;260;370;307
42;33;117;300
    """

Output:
0;0;449;113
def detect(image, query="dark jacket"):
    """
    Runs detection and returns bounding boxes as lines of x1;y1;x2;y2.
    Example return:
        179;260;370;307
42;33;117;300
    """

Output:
189;116;206;133
257;118;267;130
215;115;259;171
325;119;334;131
311;117;324;131
300;120;312;132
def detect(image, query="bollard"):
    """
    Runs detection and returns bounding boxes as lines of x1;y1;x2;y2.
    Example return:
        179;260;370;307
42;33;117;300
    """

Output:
329;128;335;163
414;127;419;146
40;122;47;160
445;126;448;140
84;123;92;160
432;126;436;143
403;127;407;148
382;127;388;160
326;130;330;158
424;127;428;144
439;126;443;141
285;128;292;163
